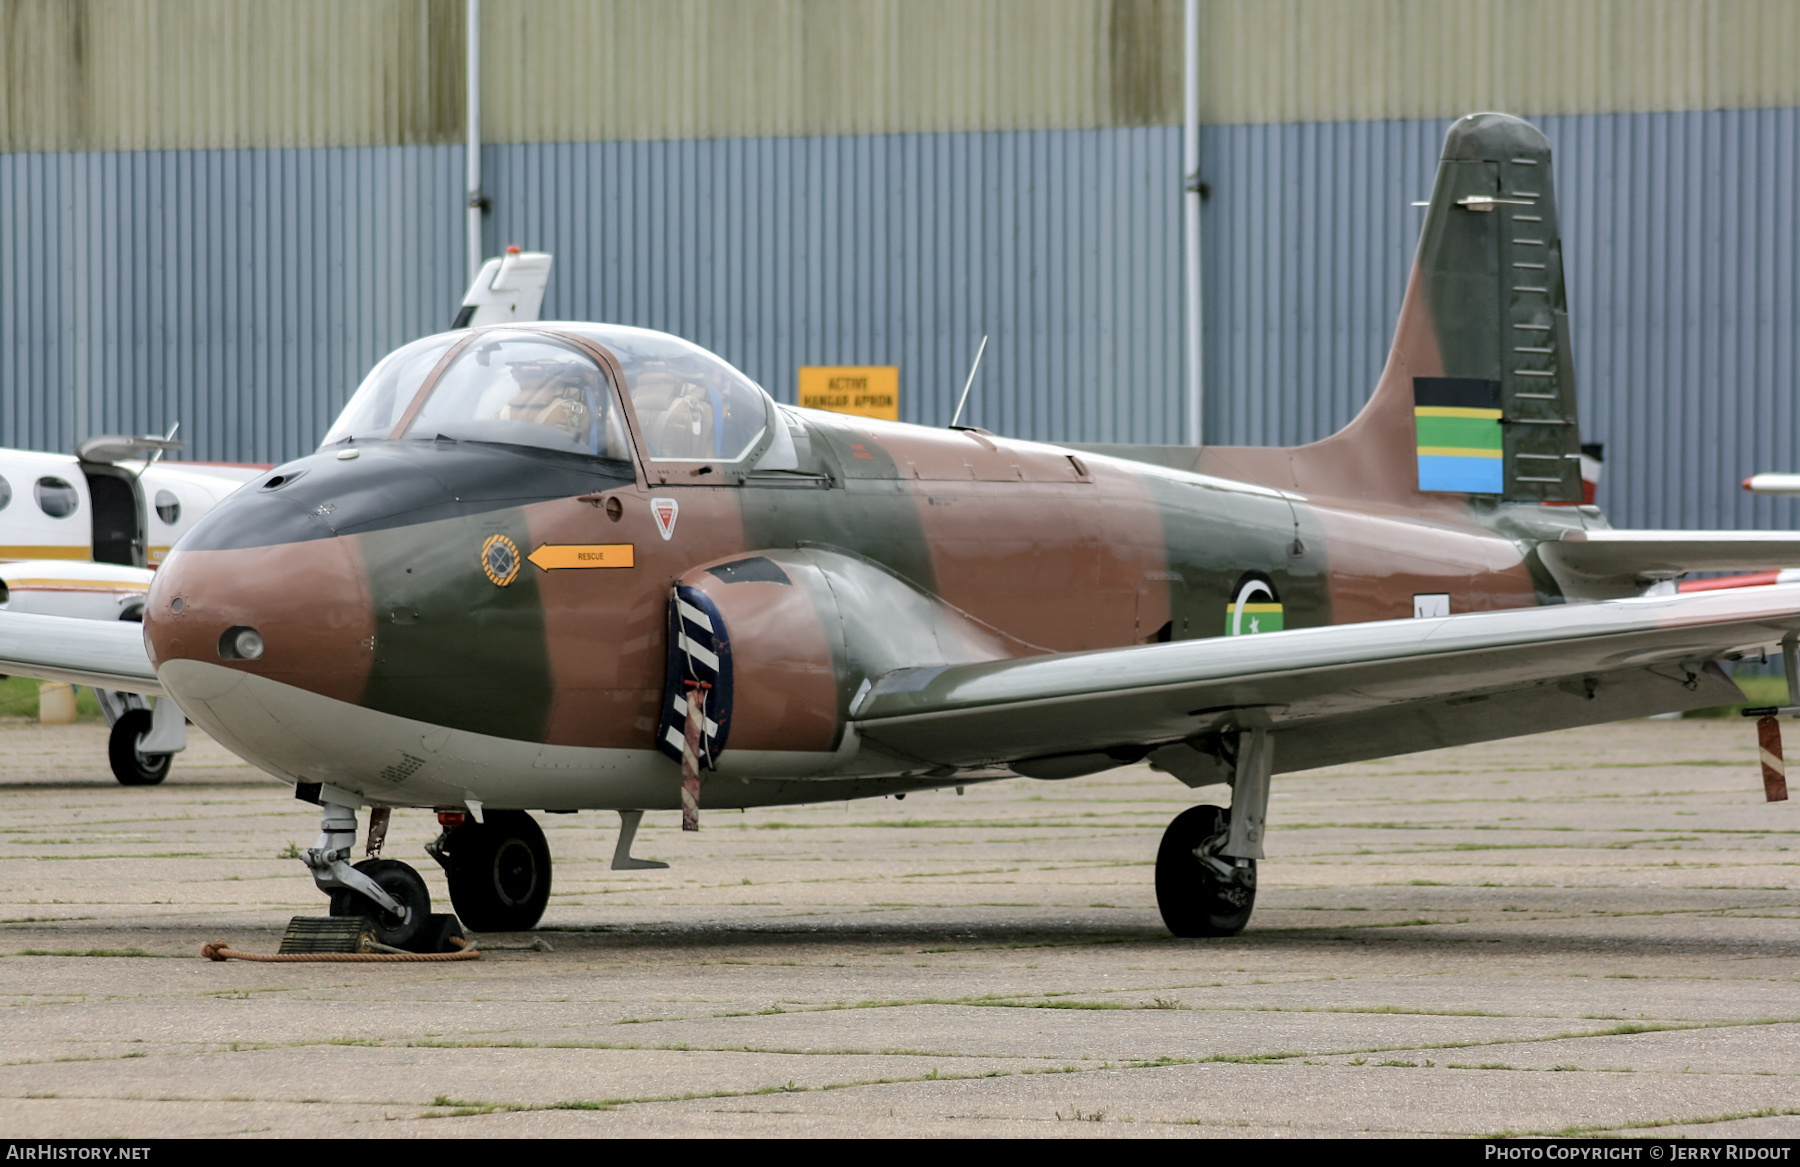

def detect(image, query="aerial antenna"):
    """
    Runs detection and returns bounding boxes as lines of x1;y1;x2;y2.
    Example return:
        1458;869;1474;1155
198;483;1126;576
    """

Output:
151;421;179;466
948;334;989;429
127;422;181;482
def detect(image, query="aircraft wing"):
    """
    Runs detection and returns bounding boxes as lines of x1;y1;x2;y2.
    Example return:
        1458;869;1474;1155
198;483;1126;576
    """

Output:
0;611;163;696
850;586;1800;780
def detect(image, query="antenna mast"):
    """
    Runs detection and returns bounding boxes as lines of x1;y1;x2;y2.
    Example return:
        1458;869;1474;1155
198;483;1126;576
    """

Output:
949;334;989;429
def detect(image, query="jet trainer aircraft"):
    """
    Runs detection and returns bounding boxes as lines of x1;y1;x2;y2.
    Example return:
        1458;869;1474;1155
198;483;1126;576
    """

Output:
4;113;1799;944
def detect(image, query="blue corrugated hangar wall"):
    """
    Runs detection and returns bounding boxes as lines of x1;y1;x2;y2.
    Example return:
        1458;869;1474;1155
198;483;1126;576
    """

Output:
1;2;1797;533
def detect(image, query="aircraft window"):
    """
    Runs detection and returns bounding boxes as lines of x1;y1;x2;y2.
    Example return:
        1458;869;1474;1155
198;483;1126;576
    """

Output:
399;332;631;460
558;325;768;462
35;476;79;519
154;489;181;526
0;475;10;512
320;333;461;446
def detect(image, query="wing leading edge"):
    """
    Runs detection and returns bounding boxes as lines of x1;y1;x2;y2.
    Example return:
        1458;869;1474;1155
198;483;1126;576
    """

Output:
850;585;1800;780
0;611;162;696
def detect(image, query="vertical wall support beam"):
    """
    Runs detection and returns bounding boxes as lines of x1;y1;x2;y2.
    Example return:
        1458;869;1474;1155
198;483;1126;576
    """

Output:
465;0;483;284
1183;0;1204;447
1224;726;1271;859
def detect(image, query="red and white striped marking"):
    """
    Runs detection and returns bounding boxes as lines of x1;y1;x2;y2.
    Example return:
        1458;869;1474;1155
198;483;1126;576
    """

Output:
680;682;709;830
1758;716;1789;803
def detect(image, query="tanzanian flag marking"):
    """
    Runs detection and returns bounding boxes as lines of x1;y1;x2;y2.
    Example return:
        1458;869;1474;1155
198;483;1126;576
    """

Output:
1414;377;1503;493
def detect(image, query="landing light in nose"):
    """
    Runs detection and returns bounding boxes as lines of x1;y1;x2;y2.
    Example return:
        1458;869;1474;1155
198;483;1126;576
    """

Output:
219;626;264;661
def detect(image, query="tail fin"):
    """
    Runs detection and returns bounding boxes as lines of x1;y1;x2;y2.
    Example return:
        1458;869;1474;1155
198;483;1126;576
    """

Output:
1202;112;1584;506
451;248;553;329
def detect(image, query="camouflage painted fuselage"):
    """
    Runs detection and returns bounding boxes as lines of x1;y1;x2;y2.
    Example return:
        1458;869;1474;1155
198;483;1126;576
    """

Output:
143;112;1600;813
142;399;1579;813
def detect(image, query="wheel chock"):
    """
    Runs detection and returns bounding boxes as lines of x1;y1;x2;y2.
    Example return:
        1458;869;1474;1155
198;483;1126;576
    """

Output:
278;915;374;954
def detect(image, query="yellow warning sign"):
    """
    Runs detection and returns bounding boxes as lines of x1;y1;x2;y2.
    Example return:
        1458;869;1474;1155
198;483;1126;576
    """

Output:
798;366;899;421
528;543;636;571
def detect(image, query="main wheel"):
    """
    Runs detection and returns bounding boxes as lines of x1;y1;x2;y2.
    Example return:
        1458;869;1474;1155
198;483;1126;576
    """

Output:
108;709;171;786
329;857;431;950
1155;804;1257;937
440;810;552;932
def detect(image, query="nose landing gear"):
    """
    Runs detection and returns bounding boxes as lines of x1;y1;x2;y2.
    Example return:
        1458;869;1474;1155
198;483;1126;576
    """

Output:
427;809;552;933
300;800;431;950
326;858;431;950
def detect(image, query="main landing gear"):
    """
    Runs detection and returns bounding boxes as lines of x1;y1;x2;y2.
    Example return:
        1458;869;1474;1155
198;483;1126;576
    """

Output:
1156;805;1257;936
427;809;553;932
1154;726;1273;938
95;690;186;786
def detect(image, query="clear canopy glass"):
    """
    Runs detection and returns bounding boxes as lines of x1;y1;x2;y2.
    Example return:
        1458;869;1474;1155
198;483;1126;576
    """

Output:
559;324;768;462
320;324;769;465
397;332;632;459
319;334;460;446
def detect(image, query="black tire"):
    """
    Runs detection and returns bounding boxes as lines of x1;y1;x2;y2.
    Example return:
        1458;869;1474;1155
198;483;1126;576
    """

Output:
328;858;431;950
440;810;552;932
1155;804;1257;937
108;709;171;786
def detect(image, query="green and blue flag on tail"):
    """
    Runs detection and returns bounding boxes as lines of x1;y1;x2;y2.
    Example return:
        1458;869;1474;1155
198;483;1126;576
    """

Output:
1413;377;1503;493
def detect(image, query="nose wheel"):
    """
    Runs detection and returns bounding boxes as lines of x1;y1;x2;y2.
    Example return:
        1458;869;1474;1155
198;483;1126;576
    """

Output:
427;810;552;933
1155;804;1257;937
327;858;431;949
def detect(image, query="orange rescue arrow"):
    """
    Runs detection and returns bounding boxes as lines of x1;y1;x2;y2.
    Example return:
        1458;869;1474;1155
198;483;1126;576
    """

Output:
527;543;636;570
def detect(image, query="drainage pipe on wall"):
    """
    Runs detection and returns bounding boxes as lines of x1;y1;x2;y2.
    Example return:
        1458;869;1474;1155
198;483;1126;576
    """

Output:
1183;0;1204;447
466;0;483;284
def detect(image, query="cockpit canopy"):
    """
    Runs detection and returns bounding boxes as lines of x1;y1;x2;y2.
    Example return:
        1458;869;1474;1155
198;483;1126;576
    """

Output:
561;324;769;462
400;332;630;458
321;324;770;464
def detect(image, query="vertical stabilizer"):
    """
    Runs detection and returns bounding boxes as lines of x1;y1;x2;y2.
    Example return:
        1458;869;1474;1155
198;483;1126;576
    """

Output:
451;247;553;329
1415;112;1582;503
1201;113;1583;507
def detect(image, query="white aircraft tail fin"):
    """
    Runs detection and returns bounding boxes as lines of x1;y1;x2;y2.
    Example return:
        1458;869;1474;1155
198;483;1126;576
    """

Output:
452;247;552;328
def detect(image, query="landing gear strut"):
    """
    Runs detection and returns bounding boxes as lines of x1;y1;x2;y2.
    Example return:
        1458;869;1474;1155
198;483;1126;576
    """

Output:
1155;726;1272;937
428;809;552;932
301;800;431;949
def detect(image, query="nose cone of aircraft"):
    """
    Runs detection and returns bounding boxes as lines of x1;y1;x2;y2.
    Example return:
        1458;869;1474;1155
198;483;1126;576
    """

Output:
145;498;376;711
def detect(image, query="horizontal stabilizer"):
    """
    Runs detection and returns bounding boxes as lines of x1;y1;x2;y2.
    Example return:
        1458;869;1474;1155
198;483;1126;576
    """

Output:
1544;529;1800;585
0;611;162;696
